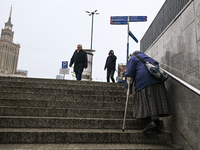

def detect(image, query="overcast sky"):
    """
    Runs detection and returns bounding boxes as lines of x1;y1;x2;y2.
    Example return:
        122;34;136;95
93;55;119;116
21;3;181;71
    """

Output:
0;0;165;81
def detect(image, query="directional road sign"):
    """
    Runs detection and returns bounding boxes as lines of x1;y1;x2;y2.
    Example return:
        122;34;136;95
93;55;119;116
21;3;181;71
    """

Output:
110;22;128;25
129;16;147;22
129;31;138;43
110;15;147;67
62;61;68;69
110;16;128;22
110;16;147;22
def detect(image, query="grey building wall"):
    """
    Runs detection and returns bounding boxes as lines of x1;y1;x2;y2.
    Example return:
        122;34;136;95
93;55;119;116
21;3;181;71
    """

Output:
140;0;190;53
144;0;200;150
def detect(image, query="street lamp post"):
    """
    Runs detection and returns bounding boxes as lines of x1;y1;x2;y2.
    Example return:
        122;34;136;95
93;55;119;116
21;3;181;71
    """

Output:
86;10;99;50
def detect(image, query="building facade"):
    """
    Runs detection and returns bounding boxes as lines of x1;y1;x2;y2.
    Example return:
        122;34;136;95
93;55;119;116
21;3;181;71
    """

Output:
0;6;20;76
15;70;28;77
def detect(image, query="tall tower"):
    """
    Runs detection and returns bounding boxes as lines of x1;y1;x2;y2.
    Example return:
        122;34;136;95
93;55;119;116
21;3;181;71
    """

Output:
0;6;20;76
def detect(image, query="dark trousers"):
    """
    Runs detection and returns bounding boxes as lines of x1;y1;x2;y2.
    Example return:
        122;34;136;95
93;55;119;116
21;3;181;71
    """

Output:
75;70;83;81
107;70;115;83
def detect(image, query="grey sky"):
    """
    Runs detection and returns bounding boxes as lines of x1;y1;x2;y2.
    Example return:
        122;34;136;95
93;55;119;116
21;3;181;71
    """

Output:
0;0;165;81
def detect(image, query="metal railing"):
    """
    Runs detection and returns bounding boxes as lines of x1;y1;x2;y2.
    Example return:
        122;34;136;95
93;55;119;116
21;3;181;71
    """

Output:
160;68;200;96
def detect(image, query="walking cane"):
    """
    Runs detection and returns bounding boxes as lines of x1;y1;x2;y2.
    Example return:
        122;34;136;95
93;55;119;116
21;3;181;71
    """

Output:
122;77;132;132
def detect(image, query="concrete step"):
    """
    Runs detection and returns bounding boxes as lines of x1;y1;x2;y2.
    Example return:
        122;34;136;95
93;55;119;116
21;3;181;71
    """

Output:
0;106;133;119
0;77;182;149
0;99;133;111
0;77;125;88
0;82;126;91
0;87;125;97
0;143;183;150
0;116;143;129
0;92;128;103
0;128;172;144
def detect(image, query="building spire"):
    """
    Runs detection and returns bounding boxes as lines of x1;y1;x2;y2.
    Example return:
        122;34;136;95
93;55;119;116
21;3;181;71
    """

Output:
8;5;12;22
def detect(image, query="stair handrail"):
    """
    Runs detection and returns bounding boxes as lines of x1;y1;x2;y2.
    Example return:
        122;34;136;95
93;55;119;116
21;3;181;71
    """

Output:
160;68;200;96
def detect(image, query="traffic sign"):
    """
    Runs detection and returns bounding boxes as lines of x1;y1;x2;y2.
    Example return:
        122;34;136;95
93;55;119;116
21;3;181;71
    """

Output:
110;16;128;22
59;68;69;74
62;61;68;69
129;31;138;43
110;22;128;25
110;15;147;67
129;16;147;22
111;16;147;22
129;16;147;19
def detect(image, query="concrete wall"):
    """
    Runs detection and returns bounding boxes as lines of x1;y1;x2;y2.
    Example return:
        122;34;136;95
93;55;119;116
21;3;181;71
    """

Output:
144;0;200;149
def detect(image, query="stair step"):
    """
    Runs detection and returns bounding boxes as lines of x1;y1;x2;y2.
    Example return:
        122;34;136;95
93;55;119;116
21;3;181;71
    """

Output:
0;106;133;119
0;99;133;111
0;128;171;144
0;83;126;91
0;92;127;103
0;144;183;150
0;77;182;149
0;87;125;96
0;77;125;88
0;116;144;129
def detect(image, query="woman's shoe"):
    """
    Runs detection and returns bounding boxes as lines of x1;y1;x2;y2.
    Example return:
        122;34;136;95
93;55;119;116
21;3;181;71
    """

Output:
151;126;161;134
142;121;157;133
153;119;161;134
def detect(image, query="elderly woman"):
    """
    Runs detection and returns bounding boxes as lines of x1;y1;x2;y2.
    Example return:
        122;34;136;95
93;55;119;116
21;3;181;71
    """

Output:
125;51;173;133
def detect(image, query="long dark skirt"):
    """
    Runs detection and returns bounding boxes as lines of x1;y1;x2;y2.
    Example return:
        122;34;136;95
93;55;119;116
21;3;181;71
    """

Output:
133;83;173;119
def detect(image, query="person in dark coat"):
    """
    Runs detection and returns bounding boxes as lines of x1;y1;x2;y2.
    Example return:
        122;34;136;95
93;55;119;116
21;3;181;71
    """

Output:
69;44;88;80
104;50;117;83
125;51;173;133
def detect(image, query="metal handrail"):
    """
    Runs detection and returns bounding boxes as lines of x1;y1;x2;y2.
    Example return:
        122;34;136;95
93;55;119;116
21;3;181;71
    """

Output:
160;68;200;96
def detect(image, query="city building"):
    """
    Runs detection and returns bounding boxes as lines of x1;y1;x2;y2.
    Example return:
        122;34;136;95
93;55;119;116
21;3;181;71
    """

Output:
15;69;28;77
0;6;20;76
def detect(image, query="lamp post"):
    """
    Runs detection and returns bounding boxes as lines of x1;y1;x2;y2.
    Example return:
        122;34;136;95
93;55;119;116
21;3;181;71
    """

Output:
86;10;99;50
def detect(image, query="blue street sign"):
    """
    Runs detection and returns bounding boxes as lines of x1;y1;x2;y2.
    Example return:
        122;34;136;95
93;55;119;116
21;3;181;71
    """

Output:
129;31;138;43
62;61;68;69
129;17;147;22
110;16;147;67
111;16;128;22
111;16;147;22
110;22;128;25
111;16;128;19
129;16;147;19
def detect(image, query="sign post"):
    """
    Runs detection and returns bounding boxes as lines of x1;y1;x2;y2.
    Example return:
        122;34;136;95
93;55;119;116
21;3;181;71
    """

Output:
59;61;69;79
127;16;130;68
110;16;147;67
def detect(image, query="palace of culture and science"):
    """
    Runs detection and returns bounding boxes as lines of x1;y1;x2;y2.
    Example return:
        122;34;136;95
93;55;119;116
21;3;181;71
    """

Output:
0;6;21;76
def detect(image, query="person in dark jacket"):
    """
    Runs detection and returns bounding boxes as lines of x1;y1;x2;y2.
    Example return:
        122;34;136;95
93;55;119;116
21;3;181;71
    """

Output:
104;50;117;83
69;44;88;80
125;51;173;133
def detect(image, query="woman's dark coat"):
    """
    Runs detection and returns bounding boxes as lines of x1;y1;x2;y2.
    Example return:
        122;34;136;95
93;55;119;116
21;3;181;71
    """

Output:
125;52;162;92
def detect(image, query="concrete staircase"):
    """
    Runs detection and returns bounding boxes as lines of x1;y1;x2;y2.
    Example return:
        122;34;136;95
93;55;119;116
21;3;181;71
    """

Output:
0;77;182;150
